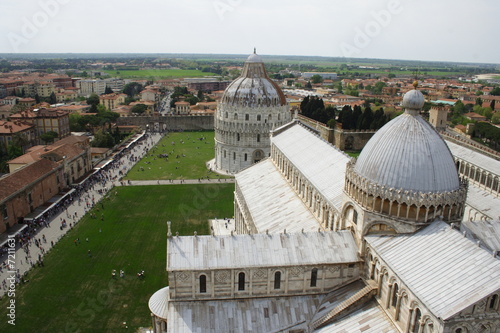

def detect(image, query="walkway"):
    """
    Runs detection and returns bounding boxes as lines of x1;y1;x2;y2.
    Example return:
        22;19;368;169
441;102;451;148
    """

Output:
0;132;164;297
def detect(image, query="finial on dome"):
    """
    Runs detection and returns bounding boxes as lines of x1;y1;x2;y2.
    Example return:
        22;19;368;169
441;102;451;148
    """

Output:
254;47;256;54
413;81;418;89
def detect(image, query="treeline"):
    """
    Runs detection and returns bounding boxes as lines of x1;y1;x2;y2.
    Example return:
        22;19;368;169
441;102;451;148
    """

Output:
337;105;388;130
300;96;388;130
473;122;500;149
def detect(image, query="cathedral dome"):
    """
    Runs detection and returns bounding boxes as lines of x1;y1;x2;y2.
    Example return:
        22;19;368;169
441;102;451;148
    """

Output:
220;51;287;108
353;89;460;193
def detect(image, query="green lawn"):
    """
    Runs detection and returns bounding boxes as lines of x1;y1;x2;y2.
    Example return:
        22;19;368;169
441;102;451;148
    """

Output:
102;69;217;79
0;184;234;333
124;131;232;180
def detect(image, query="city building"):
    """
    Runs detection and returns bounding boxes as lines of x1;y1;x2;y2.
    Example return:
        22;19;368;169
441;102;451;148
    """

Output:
75;79;107;96
174;101;190;115
214;51;292;174
302;72;338;80
99;93;127;110
0;120;36;152
0;158;64;234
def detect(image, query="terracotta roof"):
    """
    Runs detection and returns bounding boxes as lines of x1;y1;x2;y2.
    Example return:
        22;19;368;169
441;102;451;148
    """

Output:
0;120;34;134
0;159;61;201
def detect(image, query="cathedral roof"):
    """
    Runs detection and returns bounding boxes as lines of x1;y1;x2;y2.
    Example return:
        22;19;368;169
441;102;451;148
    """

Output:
366;221;500;320
354;89;460;193
167;230;358;271
272;122;351;210
220;51;287;107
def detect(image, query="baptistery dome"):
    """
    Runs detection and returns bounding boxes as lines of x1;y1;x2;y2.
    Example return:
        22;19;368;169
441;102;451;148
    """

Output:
214;50;291;174
220;52;287;108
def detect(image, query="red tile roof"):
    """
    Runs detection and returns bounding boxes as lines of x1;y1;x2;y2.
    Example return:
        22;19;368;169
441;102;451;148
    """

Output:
0;159;61;201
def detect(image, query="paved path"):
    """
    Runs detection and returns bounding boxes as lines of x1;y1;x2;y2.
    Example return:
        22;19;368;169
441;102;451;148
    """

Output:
0;132;236;298
0;133;164;297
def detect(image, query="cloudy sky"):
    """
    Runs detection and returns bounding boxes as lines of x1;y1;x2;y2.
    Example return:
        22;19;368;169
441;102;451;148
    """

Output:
1;0;499;64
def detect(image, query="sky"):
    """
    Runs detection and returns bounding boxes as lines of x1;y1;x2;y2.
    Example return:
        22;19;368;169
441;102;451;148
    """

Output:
0;0;499;64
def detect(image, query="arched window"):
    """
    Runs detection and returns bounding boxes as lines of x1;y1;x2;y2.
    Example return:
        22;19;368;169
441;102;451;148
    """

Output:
490;294;498;310
257;134;260;142
353;210;358;224
244;153;247;161
257;114;261;121
392;283;399;307
237;133;240;141
278;113;281;120
274;271;281;289
225;112;228;118
199;275;206;293
233;152;236;160
234;113;238;120
245;114;249;121
412;308;421;333
310;268;318;287
238;272;245;291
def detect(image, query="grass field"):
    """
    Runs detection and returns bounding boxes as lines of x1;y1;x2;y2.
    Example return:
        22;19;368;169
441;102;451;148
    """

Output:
102;69;217;79
0;184;234;333
124;131;232;180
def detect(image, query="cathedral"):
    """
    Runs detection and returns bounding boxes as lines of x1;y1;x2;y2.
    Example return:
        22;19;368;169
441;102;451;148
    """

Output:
148;52;500;332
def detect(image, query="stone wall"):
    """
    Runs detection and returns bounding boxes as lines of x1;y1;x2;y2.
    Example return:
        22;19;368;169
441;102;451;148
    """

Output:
116;115;214;131
296;115;376;151
169;263;360;301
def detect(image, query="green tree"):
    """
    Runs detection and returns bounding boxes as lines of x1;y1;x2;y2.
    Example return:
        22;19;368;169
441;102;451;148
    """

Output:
131;104;148;114
185;96;200;105
310;74;323;84
49;92;57;104
492;112;500;124
305;81;312;89
87;93;100;113
490;87;500;96
197;90;204;101
7;142;23;160
327;118;336;129
92;129;115;148
104;86;113;94
40;131;59;145
122;82;143;97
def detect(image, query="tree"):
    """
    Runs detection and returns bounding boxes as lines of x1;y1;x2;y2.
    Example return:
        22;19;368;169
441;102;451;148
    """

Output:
305;81;312;89
476;97;483;106
122;82;143;98
197;90;204;101
131;104;148;114
492;112;500;125
358;107;374;129
87;93;100;113
490;87;500;96
104;86;113;94
87;93;99;107
490;99;496;111
49;92;57;104
310;74;323;84
69;113;85;132
185;96;200;105
327;118;336;129
35;94;40;104
92;129;115;148
40;131;59;145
